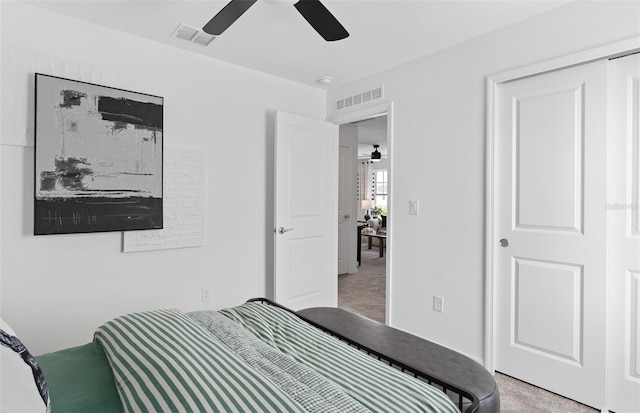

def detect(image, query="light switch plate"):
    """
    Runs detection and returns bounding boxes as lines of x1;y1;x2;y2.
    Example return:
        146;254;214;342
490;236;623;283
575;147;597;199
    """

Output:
410;200;419;215
434;295;444;312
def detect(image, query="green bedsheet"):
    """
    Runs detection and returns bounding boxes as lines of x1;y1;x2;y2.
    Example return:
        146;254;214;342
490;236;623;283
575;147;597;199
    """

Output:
37;342;123;413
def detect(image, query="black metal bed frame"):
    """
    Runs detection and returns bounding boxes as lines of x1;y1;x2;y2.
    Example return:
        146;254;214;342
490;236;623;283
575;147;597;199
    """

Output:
247;298;479;413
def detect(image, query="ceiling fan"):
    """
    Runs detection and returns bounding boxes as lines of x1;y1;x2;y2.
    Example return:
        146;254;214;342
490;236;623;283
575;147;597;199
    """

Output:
370;145;382;161
202;0;349;42
359;144;383;162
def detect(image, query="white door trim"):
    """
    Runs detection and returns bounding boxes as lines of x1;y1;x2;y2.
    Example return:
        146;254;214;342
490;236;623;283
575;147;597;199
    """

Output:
484;36;640;372
329;100;395;324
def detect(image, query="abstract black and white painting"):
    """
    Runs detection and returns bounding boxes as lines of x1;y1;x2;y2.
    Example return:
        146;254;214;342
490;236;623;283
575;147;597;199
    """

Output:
34;74;163;235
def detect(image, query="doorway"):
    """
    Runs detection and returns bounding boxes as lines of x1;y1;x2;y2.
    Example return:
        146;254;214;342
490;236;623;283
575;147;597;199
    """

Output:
337;114;389;324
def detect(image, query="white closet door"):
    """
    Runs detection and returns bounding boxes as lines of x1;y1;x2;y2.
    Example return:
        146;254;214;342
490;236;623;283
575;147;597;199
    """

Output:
495;60;607;408
608;53;640;413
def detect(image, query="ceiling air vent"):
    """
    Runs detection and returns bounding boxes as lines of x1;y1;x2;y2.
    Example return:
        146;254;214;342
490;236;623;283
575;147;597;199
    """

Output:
172;23;216;46
192;32;216;46
335;85;384;112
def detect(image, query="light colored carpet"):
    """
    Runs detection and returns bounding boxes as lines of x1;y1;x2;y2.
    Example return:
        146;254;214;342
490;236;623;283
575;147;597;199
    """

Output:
495;372;598;413
338;247;386;323
338;246;600;413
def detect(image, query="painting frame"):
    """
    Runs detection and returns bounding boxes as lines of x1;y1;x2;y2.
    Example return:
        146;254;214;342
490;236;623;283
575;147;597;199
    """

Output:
34;73;163;235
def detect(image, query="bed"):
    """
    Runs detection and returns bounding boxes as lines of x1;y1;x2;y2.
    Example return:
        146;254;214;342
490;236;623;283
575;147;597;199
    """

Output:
5;299;499;413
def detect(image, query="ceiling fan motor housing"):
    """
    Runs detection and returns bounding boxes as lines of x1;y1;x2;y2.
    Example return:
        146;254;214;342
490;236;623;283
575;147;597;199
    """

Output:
371;145;382;161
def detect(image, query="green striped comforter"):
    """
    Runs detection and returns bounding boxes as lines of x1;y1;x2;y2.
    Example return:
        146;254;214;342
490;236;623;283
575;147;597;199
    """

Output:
94;303;459;413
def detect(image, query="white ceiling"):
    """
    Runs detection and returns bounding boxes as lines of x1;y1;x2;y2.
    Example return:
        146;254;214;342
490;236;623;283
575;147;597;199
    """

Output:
25;0;572;89
355;115;387;159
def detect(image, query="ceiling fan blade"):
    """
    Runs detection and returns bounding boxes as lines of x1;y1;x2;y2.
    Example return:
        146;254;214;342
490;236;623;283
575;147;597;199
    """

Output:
294;0;349;42
203;0;257;35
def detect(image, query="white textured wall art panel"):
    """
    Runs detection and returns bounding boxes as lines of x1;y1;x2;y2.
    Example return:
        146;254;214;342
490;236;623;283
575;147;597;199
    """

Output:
123;146;205;252
1;45;111;147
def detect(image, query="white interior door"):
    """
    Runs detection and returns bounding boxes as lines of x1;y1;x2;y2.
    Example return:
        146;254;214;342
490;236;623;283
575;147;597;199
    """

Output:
274;111;338;310
608;53;640;413
495;60;607;408
338;144;355;275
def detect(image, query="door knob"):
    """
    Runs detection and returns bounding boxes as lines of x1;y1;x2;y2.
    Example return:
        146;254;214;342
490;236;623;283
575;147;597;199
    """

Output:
277;227;294;234
499;238;510;247
344;214;350;219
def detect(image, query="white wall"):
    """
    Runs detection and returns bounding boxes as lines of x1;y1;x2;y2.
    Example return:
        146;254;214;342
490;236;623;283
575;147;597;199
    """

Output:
0;1;326;355
370;158;388;172
328;0;640;362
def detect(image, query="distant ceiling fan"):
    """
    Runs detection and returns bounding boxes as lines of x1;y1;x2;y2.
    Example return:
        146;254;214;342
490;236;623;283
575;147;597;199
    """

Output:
370;145;382;161
359;144;383;162
203;0;349;42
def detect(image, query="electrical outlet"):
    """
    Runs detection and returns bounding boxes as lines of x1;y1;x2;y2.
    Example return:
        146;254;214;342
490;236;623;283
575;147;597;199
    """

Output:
433;295;444;312
201;287;211;302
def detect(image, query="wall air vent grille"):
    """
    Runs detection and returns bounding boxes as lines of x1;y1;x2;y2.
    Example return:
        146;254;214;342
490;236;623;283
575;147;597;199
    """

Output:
335;85;384;112
172;23;215;47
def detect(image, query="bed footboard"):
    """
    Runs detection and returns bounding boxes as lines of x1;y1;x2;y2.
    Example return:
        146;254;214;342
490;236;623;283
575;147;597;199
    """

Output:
248;298;499;413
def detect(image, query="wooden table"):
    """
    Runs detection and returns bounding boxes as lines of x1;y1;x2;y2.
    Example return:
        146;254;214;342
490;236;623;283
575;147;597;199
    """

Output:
361;232;386;257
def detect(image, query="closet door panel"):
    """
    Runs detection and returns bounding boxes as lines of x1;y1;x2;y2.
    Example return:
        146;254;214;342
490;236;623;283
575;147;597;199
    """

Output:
608;53;640;413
